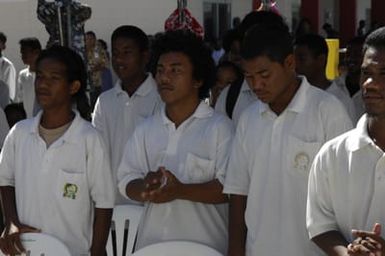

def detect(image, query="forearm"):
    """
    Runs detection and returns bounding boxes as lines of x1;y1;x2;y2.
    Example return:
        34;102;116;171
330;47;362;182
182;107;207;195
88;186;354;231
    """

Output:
90;208;113;256
228;194;247;256
125;179;147;202
0;186;20;225
177;179;228;204
312;231;349;256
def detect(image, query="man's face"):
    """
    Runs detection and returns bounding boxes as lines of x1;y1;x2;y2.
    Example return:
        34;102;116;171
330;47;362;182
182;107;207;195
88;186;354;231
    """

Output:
360;47;385;117
35;58;78;111
0;41;5;52
155;52;200;106
242;54;294;106
85;34;96;49
20;46;39;66
294;45;320;84
346;43;364;75
111;37;147;83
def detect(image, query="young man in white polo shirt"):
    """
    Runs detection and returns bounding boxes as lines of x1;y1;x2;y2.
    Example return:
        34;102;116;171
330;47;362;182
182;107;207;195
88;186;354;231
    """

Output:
0;46;115;256
223;23;353;256
306;27;385;256
92;26;161;204
118;30;233;254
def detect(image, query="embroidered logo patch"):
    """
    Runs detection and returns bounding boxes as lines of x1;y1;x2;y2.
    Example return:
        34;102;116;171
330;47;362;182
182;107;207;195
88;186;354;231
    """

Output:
63;183;78;199
294;152;310;173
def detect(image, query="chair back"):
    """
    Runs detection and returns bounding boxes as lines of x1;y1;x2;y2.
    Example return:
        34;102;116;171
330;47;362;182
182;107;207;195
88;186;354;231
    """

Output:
106;204;144;256
0;232;71;256
131;241;223;256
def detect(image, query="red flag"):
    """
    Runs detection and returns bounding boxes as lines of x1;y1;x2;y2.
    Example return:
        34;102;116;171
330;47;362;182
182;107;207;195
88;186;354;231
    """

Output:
165;8;204;38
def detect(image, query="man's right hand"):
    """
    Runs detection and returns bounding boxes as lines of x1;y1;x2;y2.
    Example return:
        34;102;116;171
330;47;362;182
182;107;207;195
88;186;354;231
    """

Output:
0;221;40;255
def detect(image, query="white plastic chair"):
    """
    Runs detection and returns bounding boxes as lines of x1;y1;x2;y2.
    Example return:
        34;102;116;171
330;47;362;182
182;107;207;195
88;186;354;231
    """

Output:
131;241;223;256
0;232;71;256
106;204;144;256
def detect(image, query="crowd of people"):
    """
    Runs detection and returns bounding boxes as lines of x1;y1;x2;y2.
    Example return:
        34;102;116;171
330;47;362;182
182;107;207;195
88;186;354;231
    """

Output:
0;8;384;256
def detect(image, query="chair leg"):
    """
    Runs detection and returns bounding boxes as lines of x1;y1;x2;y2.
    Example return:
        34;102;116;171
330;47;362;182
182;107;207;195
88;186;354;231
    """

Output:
122;219;129;256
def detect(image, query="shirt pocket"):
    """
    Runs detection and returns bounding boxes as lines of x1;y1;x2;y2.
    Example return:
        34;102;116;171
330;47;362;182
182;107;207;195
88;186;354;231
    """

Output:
55;169;88;203
287;136;322;177
185;153;215;183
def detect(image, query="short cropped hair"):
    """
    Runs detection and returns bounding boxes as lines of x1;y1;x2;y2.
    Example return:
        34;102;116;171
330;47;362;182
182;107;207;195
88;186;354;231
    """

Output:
152;30;215;99
294;34;328;58
19;37;42;51
0;32;6;44
111;25;149;52
85;31;96;38
363;28;385;53
241;23;293;64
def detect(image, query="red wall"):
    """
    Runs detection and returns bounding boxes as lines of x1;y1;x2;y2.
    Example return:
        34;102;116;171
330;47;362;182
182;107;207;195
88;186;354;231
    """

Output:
339;0;356;46
300;0;319;33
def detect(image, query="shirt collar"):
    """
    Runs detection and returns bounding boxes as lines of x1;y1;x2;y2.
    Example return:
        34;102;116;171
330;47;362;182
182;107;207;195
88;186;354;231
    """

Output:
29;110;82;144
113;74;156;97
161;101;214;125
258;75;309;115
346;114;374;152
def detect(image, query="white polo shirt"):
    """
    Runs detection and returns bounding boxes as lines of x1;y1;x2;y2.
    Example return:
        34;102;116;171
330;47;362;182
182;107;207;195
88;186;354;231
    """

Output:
118;102;234;254
0;111;116;256
16;68;38;118
0;107;9;148
215;79;258;124
92;75;161;203
326;82;356;123
223;76;353;256
0;56;16;101
307;114;385;241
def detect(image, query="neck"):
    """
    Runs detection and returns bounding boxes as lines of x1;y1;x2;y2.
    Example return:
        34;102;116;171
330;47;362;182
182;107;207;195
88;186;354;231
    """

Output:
367;116;385;151
270;76;300;115
29;64;36;72
121;73;147;97
310;75;331;90
166;98;200;128
40;107;74;129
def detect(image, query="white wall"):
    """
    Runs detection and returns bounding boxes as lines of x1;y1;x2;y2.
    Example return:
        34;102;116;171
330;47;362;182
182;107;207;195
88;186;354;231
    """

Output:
0;0;252;74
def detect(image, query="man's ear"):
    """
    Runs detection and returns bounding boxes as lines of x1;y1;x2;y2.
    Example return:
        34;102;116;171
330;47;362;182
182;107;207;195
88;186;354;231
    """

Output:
70;80;81;96
285;54;296;71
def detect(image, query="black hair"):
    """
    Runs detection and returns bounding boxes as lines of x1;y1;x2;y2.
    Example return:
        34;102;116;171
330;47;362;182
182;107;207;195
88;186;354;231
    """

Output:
19;37;42;51
35;46;91;120
363;27;385;53
85;31;96;38
111;25;149;52
216;61;243;81
222;29;242;53
294;34;328;58
241;23;293;64
238;10;288;38
0;32;6;44
152;30;215;99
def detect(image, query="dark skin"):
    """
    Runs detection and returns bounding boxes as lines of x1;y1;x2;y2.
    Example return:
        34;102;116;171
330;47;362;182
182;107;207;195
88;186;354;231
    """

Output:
125;51;227;205
227;195;247;256
347;224;384;256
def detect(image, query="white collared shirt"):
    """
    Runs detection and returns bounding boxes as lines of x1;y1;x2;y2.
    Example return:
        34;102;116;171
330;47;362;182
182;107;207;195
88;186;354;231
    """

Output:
0;107;9;148
307;114;385;241
0;111;115;255
17;68;38;118
117;102;234;254
223;76;353;256
92;75;161;204
326;81;356;123
0;56;16;101
215;79;258;124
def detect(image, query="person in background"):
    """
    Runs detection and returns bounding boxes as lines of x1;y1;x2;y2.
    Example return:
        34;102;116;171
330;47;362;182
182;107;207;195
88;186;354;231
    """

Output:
0;46;115;256
16;37;42;118
4;103;26;128
0;32;16;103
294;34;356;121
92;25;161;204
0;107;9;150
